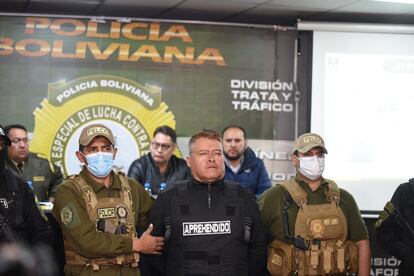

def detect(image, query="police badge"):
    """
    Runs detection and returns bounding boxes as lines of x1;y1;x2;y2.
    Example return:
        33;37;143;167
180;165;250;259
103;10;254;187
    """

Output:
116;205;128;221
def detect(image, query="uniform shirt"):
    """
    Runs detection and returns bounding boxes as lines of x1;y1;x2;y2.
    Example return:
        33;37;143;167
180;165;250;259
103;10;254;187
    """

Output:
6;152;63;201
258;176;368;243
52;168;153;258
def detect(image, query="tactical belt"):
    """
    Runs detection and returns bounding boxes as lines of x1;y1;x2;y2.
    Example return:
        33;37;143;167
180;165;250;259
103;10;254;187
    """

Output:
65;242;139;270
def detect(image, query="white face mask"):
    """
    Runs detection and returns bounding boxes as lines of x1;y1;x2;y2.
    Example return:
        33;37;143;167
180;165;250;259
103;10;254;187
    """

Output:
296;155;325;180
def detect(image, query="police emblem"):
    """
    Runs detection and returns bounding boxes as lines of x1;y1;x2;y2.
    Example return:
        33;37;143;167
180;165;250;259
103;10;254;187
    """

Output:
310;219;325;238
116;205;128;219
61;206;73;226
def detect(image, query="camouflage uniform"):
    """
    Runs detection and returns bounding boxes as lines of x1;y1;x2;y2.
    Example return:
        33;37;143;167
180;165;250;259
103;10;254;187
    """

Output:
6;152;63;201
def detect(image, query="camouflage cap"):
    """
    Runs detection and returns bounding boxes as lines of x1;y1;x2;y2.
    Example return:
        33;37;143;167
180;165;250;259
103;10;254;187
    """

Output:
292;133;327;154
79;123;115;146
0;125;11;146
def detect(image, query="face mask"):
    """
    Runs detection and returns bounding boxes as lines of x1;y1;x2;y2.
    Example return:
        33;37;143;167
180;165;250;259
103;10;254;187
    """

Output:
296;155;325;180
84;152;114;178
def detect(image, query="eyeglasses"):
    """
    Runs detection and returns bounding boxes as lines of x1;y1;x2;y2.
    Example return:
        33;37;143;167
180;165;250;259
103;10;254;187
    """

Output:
151;141;173;151
11;138;29;144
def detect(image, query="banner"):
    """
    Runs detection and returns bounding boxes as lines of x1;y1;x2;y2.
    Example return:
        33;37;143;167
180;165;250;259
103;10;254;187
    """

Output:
0;16;311;178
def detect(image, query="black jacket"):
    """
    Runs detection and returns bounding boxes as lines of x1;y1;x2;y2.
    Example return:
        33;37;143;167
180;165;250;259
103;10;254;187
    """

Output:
149;178;267;276
127;153;190;195
0;148;53;246
376;179;414;276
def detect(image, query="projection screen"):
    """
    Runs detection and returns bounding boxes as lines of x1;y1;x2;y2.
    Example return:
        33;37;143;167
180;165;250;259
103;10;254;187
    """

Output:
308;25;414;212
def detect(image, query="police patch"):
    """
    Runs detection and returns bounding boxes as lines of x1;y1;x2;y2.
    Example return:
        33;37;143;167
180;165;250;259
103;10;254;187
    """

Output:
116;205;128;219
182;220;231;236
61;206;73;226
97;207;116;219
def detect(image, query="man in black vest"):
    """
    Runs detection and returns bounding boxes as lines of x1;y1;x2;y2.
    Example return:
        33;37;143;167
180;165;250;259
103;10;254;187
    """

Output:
149;130;267;276
0;124;52;246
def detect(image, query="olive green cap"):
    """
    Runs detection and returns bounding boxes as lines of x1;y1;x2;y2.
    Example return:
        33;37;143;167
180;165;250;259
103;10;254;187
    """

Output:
292;133;327;154
79;123;115;146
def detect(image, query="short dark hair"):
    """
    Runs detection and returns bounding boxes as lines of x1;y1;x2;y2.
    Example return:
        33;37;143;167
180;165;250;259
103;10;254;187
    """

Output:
4;124;27;136
221;125;246;139
188;129;221;154
153;125;177;144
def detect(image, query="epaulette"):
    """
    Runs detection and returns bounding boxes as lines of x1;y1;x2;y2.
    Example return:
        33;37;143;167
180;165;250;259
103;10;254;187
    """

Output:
34;152;48;159
34;152;55;172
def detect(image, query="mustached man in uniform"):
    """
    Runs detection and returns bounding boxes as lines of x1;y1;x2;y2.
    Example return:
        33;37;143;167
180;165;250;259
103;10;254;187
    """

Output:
4;124;63;202
52;123;164;276
259;133;371;276
149;129;267;276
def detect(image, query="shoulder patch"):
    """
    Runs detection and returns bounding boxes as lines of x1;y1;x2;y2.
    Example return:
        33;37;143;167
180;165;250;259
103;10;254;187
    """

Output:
375;209;391;228
61;206;73;226
60;202;80;228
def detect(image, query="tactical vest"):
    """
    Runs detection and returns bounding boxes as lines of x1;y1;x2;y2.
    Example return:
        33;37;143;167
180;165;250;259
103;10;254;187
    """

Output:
64;172;139;270
165;180;250;276
268;179;358;276
0;170;25;243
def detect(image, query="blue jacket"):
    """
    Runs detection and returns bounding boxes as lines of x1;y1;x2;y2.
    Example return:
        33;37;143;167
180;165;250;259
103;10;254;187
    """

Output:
224;147;271;197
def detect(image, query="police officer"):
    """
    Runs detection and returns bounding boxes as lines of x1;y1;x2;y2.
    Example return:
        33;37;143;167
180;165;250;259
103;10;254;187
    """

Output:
149;130;267;276
376;179;414;275
4;124;63;202
0;124;52;246
52;123;164;276
259;133;371;276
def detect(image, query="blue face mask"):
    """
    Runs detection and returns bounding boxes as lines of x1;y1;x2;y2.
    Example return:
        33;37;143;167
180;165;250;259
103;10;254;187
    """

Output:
84;152;114;178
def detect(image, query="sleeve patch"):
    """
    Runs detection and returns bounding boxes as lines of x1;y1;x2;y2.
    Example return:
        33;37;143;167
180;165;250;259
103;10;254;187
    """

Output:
60;202;80;228
375;210;390;228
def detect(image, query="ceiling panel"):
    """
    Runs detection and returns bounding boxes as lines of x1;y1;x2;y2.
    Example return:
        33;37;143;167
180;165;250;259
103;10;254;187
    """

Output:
103;0;183;8
0;0;414;26
267;0;358;10
158;0;258;21
335;1;414;13
94;5;172;18
26;2;99;15
158;9;240;21
171;0;257;12
0;1;27;12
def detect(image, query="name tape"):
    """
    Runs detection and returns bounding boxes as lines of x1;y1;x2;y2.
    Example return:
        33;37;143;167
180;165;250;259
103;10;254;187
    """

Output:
183;220;231;236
